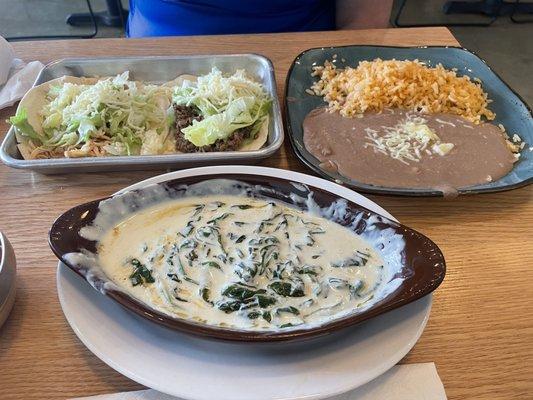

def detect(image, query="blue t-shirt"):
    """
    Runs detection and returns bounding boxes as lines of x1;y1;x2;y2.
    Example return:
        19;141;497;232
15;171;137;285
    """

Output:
127;0;335;37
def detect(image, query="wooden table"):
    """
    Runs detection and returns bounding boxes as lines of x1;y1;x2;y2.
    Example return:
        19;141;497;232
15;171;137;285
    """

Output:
0;28;531;400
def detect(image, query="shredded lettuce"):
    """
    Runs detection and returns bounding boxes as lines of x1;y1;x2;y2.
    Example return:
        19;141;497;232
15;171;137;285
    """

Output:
8;108;41;141
173;68;271;147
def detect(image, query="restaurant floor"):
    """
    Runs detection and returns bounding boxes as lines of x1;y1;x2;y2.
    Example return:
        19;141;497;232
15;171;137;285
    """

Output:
0;0;531;104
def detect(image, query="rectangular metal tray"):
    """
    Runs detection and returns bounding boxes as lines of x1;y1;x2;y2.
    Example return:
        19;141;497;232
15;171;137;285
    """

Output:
0;54;284;174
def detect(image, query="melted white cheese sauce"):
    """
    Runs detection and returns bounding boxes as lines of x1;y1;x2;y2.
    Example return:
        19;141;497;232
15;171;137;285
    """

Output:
97;195;387;331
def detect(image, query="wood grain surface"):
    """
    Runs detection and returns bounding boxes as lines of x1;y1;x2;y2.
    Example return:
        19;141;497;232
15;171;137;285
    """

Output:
0;28;531;400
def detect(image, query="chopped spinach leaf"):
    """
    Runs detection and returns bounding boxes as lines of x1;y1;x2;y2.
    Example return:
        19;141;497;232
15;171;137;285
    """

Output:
167;273;181;283
279;323;295;328
269;281;305;297
202;261;222;270
217;300;244;313
255;294;277;308
222;284;266;300
276;306;300;315
200;287;214;305
247;311;261;319
207;212;233;224
262;311;272;323
129;258;155;286
232;204;254;210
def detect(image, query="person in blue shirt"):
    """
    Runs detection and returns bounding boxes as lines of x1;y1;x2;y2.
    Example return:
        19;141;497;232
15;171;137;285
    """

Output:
127;0;393;37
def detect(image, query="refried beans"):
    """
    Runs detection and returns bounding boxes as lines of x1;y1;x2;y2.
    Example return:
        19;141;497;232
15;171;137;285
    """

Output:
303;108;516;190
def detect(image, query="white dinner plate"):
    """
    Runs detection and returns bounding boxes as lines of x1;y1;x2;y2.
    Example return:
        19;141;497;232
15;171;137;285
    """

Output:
56;166;432;400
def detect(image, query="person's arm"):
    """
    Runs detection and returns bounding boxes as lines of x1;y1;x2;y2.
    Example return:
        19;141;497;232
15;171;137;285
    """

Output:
335;0;394;29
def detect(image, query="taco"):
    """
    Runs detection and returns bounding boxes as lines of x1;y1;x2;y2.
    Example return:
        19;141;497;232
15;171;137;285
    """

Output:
9;72;173;159
12;76;96;159
170;68;271;153
9;73;175;159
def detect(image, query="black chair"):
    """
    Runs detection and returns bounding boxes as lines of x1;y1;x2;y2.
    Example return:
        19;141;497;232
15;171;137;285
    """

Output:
67;0;127;28
510;0;533;22
392;0;533;27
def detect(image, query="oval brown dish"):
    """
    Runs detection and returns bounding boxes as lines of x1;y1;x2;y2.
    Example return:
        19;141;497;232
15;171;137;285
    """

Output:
49;169;445;342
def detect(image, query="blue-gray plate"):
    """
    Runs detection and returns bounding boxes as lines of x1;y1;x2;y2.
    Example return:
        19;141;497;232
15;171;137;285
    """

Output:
285;46;533;196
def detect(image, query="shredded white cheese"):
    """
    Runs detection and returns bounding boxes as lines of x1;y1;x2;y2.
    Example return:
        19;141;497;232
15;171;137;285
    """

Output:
363;113;454;164
432;142;455;156
435;118;456;127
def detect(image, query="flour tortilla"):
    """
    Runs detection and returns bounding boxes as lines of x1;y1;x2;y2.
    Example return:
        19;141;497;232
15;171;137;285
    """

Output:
15;76;99;159
164;74;198;87
238;117;269;151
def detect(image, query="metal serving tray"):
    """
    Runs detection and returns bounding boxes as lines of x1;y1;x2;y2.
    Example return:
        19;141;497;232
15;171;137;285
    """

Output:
0;54;284;174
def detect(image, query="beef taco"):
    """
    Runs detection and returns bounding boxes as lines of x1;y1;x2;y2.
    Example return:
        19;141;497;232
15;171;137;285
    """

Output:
170;68;271;153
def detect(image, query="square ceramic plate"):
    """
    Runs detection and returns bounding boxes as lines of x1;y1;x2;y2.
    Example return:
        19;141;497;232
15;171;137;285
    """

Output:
285;46;533;196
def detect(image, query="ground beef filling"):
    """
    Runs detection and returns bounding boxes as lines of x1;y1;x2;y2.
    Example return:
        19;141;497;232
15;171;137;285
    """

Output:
174;105;253;152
